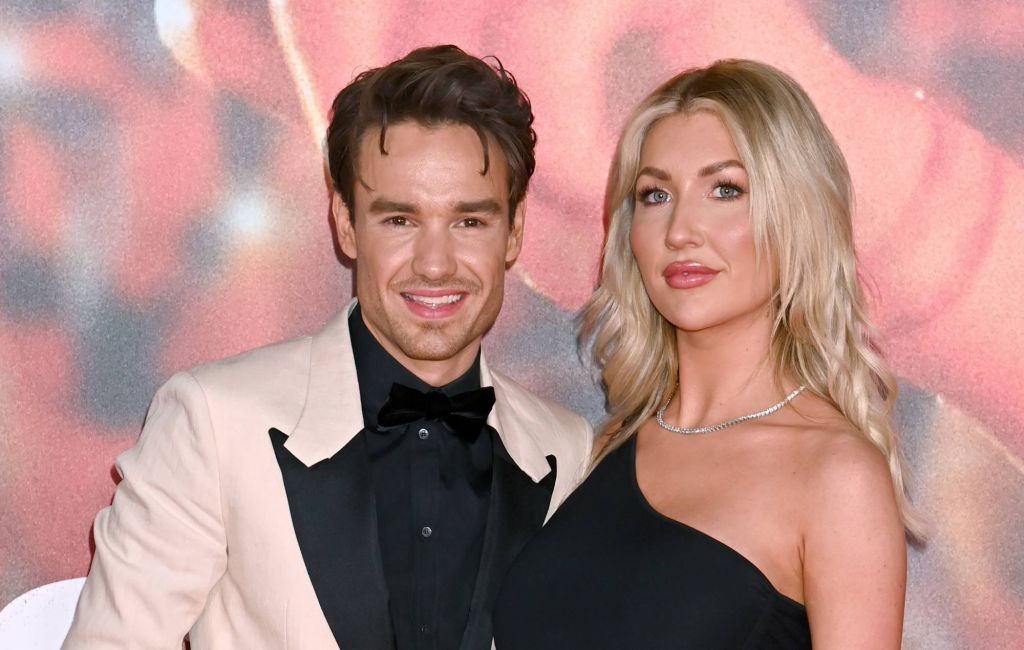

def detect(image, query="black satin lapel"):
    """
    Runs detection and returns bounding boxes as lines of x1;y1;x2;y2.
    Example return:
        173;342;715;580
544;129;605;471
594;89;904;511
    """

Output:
460;434;556;650
269;428;395;650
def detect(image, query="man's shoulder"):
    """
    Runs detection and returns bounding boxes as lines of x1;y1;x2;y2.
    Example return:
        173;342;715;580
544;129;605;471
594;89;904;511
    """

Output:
488;367;593;459
489;369;585;425
139;331;323;441
186;332;315;391
487;367;594;493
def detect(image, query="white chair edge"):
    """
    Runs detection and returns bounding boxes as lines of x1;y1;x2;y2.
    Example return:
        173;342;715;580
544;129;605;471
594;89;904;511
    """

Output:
0;577;86;649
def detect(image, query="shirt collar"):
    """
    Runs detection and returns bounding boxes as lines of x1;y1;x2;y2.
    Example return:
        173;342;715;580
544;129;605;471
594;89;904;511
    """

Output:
348;304;482;430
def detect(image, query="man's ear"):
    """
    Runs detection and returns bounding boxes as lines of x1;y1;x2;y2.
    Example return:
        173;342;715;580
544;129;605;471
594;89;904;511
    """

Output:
333;193;357;260
505;202;526;266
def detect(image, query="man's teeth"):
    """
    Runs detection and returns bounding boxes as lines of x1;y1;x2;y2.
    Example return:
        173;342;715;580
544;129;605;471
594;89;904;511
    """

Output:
406;294;463;308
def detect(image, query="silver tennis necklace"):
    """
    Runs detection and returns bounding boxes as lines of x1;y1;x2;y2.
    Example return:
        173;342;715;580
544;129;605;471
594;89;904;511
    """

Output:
655;385;806;435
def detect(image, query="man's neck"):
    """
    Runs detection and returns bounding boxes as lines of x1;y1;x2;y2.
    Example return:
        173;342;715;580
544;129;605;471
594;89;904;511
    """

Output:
356;311;481;388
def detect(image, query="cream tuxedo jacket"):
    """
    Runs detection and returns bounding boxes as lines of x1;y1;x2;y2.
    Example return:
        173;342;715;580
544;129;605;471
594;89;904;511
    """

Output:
63;304;593;649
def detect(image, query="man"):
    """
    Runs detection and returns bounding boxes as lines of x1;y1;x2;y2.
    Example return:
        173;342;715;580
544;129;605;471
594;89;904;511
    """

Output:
63;45;592;649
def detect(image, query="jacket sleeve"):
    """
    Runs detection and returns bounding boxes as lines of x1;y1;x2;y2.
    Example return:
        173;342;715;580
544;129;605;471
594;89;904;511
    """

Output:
62;371;228;649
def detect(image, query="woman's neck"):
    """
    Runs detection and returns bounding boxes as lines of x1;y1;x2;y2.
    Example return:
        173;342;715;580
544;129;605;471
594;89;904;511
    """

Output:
669;310;791;429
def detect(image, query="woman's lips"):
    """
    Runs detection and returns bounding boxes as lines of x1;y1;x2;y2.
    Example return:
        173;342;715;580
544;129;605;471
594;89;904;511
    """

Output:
663;262;719;289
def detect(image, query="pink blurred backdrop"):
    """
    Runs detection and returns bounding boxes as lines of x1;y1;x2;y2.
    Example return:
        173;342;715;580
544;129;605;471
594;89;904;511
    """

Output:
1;1;1022;647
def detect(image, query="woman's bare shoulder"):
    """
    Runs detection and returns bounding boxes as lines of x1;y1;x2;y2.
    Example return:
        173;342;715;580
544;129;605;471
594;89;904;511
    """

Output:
772;396;896;514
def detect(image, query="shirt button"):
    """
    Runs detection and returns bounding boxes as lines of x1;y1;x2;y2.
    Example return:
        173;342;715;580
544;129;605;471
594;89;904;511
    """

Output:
419;624;431;635
421;526;433;538
418;427;430;440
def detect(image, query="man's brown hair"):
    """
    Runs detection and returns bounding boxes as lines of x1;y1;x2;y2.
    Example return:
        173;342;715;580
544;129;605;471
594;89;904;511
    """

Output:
326;44;536;220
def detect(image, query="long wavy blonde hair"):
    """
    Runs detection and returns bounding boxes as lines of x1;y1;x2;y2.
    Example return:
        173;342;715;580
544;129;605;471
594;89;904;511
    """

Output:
580;59;925;538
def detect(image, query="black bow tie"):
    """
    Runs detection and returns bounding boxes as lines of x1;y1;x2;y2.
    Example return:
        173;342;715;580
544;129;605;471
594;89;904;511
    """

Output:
376;383;496;440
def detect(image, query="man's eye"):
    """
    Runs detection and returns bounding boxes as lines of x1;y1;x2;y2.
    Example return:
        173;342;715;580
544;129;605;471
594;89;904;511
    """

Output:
711;183;745;200
459;217;484;228
385;216;409;226
638;187;670;205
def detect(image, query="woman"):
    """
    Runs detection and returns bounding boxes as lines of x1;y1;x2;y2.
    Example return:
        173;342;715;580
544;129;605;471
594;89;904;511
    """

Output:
493;60;922;648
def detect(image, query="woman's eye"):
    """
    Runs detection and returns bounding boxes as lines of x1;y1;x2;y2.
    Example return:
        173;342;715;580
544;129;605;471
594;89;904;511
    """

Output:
639;188;671;205
711;183;744;200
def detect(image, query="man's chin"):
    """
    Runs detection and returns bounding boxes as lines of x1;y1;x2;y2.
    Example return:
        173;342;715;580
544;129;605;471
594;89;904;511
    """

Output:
396;333;473;363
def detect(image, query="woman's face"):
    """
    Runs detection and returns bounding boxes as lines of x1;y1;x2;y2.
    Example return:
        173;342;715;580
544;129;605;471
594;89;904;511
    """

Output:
629;111;773;335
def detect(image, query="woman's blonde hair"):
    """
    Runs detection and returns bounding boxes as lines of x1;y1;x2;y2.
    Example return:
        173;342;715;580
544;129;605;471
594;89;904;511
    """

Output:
580;59;924;538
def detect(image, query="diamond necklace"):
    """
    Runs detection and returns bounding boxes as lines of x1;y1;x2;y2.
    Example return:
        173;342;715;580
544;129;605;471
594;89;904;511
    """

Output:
655;385;806;435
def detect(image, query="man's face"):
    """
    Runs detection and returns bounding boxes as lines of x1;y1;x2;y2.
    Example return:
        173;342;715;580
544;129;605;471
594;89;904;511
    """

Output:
335;121;524;385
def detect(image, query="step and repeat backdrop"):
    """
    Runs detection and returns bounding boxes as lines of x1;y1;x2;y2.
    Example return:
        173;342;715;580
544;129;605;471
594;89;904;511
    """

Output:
1;1;1022;646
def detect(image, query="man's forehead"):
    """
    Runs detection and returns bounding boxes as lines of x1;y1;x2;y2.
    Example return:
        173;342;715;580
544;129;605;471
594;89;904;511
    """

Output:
358;121;488;158
354;121;510;199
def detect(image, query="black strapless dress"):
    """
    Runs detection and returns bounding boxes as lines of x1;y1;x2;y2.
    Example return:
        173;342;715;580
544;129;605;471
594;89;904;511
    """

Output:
493;435;811;649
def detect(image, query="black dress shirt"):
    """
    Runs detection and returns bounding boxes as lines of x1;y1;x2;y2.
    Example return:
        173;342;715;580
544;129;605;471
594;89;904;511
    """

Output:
349;306;494;650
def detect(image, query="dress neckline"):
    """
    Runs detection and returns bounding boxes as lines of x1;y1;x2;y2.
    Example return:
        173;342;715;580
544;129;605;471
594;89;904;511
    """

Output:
625;434;807;612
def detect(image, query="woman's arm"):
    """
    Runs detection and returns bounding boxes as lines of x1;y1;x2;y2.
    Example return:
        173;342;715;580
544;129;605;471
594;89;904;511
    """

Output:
802;434;908;648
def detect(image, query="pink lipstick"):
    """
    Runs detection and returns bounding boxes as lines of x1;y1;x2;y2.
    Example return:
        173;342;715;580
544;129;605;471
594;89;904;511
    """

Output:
663;262;718;289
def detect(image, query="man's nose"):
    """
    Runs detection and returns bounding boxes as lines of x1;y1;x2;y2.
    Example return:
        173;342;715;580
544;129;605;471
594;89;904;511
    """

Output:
410;224;458;279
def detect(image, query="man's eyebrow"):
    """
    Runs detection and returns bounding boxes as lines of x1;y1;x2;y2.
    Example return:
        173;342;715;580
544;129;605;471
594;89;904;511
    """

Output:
637;166;671;181
455;199;503;214
368;197;418;214
698;159;745;177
